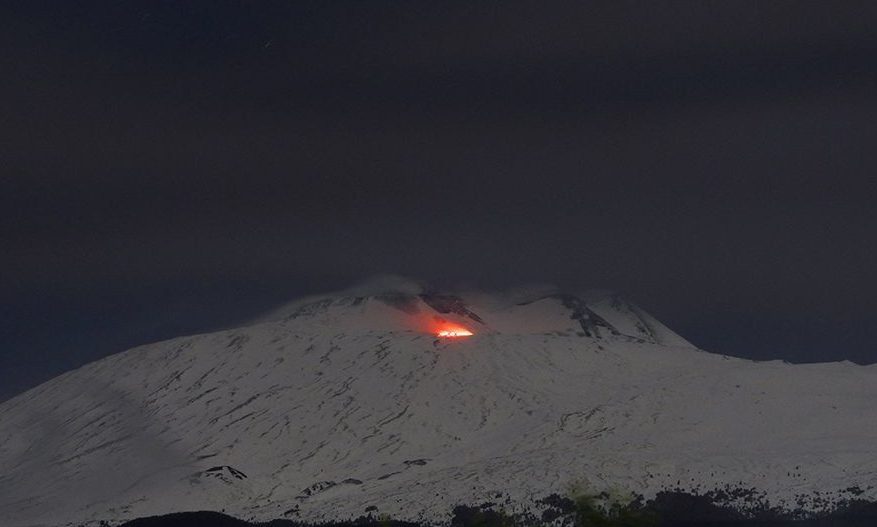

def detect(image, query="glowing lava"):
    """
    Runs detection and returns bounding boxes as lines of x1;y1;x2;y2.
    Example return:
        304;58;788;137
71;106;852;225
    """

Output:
436;325;474;338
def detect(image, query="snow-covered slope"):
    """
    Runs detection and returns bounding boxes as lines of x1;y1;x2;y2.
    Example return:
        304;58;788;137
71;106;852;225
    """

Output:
1;280;876;527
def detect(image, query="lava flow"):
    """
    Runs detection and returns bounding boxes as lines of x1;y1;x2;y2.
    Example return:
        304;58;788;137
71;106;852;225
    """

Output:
436;324;474;338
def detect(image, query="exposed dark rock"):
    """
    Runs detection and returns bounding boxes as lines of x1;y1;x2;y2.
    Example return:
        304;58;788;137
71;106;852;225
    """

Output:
202;466;248;481
297;481;337;498
419;293;485;324
556;295;620;338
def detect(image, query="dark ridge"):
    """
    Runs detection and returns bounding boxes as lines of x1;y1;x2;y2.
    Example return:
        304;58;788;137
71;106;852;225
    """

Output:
517;293;620;337
419;293;485;324
557;295;620;338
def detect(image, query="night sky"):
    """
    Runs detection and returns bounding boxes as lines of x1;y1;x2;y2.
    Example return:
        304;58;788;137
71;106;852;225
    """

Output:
3;1;877;402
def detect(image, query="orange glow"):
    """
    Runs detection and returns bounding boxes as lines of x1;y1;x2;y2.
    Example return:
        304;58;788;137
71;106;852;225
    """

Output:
436;324;474;338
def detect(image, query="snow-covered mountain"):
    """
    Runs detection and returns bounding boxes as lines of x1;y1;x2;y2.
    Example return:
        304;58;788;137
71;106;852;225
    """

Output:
2;278;876;526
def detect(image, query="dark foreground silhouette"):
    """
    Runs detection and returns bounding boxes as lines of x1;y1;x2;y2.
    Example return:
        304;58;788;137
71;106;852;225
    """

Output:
116;511;417;527
113;492;877;527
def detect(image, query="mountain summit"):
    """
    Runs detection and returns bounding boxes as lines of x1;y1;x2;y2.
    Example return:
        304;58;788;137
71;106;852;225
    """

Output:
254;277;692;347
1;280;875;526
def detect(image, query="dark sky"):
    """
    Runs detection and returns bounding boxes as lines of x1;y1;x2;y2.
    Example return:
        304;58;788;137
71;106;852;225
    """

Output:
3;1;877;401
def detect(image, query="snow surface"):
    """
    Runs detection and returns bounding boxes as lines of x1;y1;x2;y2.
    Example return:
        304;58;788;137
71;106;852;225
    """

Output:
1;286;876;526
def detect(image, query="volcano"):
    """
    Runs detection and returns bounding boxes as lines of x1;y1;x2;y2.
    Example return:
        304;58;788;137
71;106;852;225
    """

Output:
1;278;876;526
